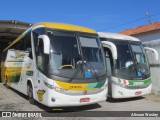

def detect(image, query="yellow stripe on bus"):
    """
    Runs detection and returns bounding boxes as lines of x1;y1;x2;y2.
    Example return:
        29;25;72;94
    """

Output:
55;80;88;91
33;22;97;34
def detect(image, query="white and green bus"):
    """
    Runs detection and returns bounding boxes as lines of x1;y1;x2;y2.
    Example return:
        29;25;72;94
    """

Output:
98;32;158;99
0;22;109;107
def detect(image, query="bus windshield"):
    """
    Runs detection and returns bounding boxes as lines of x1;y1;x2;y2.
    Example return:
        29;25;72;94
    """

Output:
47;30;106;81
111;40;150;80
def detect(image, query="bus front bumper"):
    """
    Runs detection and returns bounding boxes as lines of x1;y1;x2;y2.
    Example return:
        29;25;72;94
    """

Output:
111;84;152;99
43;88;108;107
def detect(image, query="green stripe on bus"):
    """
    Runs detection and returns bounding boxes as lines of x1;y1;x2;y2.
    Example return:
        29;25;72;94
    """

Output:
86;82;98;88
95;80;106;88
128;77;151;85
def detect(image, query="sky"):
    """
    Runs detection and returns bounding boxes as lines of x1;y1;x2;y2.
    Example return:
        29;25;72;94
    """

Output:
0;0;160;32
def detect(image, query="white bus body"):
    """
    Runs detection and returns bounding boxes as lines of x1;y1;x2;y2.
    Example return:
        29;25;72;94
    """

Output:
98;32;158;99
1;23;109;107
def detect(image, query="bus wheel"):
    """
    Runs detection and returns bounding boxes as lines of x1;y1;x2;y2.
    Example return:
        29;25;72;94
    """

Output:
4;76;8;88
28;84;35;104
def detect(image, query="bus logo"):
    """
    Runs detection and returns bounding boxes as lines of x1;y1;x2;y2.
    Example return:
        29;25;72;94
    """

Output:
69;86;82;89
133;82;144;86
2;112;11;117
14;51;25;59
83;90;87;95
37;90;45;101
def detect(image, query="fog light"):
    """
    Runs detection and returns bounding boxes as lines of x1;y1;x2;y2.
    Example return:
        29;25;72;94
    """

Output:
51;97;56;102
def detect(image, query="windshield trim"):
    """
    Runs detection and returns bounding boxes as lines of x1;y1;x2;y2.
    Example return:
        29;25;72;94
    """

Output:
47;29;107;82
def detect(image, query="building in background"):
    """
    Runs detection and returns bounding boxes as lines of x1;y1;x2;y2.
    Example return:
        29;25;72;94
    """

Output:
120;21;160;95
0;20;32;82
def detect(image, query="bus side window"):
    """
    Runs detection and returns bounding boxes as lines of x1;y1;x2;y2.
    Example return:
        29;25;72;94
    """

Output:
22;32;33;59
32;28;47;73
36;38;46;73
104;48;113;76
105;51;112;76
32;28;45;51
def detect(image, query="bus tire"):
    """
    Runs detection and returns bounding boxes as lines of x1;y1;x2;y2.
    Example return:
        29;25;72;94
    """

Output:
4;76;8;88
28;84;35;105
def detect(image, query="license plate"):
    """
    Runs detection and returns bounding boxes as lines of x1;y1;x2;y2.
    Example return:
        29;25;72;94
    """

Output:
135;91;142;95
80;98;90;102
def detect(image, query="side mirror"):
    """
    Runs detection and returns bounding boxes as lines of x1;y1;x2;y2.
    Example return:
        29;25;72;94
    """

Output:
102;41;117;60
38;35;50;54
105;52;112;76
144;47;159;61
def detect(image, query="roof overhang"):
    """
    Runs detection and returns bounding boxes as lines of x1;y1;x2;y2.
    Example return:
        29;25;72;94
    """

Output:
0;20;32;43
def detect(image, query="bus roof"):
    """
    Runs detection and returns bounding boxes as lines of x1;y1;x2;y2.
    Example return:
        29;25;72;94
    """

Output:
33;22;97;34
98;32;139;41
3;22;97;52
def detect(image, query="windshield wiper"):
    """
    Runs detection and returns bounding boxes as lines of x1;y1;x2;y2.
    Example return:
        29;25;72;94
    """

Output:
68;60;100;83
68;60;84;83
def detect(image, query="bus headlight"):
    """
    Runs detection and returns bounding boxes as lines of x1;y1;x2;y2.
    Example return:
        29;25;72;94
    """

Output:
44;81;66;92
44;81;54;89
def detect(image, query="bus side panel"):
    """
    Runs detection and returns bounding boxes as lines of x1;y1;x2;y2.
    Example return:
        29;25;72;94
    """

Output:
1;50;7;83
3;49;34;95
1;62;5;83
14;56;35;95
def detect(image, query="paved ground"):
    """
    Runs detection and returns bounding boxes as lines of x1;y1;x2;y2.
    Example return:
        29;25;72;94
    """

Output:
0;83;160;120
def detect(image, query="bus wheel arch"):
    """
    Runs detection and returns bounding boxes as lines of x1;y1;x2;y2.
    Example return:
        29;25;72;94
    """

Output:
27;80;35;104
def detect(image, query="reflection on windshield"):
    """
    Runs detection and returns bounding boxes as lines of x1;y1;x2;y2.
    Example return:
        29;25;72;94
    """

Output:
80;36;106;78
109;40;149;79
131;44;149;77
131;44;146;64
48;30;106;80
113;41;137;79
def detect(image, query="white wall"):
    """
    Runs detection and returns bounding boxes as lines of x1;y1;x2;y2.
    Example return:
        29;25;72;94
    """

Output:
135;31;160;42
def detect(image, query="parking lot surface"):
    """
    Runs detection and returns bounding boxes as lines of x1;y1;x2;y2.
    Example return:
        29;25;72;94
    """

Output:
0;83;160;120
